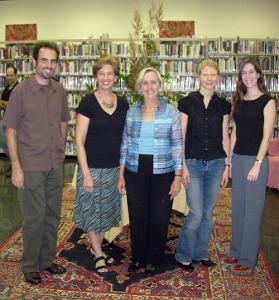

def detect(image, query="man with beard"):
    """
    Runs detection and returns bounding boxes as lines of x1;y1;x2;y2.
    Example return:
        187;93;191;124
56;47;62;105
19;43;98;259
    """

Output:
0;66;18;176
2;41;70;285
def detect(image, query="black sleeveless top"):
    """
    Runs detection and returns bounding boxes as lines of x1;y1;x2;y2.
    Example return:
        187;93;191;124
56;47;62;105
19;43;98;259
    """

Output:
233;94;273;156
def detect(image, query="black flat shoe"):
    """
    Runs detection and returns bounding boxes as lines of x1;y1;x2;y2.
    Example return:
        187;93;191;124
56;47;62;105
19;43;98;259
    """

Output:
128;261;141;272
200;259;216;267
192;259;216;267
145;264;156;276
44;263;66;274
178;262;194;271
192;259;200;265
24;272;41;285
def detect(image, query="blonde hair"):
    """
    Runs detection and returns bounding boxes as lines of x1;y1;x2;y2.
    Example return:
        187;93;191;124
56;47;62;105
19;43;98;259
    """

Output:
135;67;164;94
197;59;220;76
92;55;120;77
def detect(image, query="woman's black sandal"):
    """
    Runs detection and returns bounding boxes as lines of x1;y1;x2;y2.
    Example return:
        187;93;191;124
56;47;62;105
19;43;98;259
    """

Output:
105;255;115;266
95;256;108;275
91;246;115;266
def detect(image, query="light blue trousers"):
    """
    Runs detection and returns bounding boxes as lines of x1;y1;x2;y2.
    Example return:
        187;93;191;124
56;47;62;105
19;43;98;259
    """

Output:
175;158;224;263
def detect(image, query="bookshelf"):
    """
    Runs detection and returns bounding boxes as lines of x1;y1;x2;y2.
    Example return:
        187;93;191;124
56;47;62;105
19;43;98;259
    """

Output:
0;37;279;156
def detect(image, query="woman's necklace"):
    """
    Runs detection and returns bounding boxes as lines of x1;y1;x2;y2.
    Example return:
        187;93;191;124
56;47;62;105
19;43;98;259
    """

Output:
142;102;159;115
102;100;114;108
97;92;115;108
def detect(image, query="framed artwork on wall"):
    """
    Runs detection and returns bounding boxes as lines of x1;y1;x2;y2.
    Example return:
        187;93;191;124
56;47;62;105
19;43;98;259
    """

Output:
160;21;195;38
5;24;37;41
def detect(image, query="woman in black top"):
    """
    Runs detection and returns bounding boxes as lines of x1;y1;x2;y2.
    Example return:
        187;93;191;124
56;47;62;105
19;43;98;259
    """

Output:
73;56;129;275
175;59;231;271
224;57;275;270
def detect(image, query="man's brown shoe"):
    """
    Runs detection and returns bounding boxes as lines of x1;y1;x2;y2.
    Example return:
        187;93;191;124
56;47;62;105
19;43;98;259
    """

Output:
44;263;66;274
24;272;41;285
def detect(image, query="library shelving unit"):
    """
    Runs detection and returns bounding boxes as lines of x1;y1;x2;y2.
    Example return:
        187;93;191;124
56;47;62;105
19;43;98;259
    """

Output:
0;37;278;155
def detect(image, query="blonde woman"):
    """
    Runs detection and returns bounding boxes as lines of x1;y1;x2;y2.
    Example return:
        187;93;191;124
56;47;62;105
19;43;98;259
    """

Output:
175;59;231;271
117;67;183;276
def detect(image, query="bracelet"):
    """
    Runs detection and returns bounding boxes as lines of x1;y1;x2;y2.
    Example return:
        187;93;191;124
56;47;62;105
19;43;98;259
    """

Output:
255;158;262;164
224;164;230;167
175;174;182;177
119;175;123;178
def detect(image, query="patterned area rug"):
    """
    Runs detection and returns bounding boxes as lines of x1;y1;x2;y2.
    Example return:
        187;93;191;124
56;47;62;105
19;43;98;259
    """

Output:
1;185;278;299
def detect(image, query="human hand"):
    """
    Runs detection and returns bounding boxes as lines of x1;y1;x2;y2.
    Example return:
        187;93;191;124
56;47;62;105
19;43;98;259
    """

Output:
117;177;126;195
83;173;94;193
169;177;181;200
182;165;190;188
220;168;229;189
11;167;24;190
247;164;260;182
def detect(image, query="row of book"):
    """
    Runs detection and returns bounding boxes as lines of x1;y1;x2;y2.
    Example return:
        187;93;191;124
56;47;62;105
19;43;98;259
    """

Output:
59;76;92;91
0;43;33;59
1;58;278;81
65;141;76;156
217;56;279;73
158;42;206;58
1;39;279;60
259;57;279;73
160;60;200;75
59;59;130;75
165;76;199;91
58;42;129;58
257;41;279;55
68;111;76;124
59;76;126;91
216;76;238;92
208;39;279;55
0;77;6;89
264;75;279;92
0;62;8;75
208;39;257;54
163;75;238;92
67;124;76;141
60;60;94;75
67;93;84;108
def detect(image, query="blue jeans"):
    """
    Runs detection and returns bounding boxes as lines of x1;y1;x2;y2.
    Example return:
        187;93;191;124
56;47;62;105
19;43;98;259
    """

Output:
0;122;9;158
175;158;224;263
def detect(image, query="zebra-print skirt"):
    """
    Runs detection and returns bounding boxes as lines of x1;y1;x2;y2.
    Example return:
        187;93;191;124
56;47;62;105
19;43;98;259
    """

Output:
73;165;121;234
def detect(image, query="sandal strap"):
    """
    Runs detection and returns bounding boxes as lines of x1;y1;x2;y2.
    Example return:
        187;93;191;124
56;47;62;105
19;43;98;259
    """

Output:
105;255;113;262
95;256;105;263
96;265;108;272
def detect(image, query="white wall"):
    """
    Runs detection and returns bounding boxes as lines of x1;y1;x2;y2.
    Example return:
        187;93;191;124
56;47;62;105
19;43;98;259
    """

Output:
0;0;278;41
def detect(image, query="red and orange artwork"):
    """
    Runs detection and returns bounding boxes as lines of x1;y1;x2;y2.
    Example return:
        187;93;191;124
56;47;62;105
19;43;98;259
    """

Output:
6;24;37;41
160;21;195;38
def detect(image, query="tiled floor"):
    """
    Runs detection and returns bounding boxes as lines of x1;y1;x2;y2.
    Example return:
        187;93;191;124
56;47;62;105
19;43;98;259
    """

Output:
0;156;278;284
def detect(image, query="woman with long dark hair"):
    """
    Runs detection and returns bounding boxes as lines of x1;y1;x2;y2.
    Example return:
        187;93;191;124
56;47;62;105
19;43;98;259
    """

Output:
225;57;276;270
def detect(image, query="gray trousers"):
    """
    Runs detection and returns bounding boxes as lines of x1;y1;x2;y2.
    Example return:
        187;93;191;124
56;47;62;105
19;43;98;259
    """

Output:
230;153;268;268
18;167;63;273
0;122;9;158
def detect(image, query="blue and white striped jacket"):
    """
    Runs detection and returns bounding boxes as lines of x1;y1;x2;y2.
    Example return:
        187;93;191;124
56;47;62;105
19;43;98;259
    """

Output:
120;99;183;174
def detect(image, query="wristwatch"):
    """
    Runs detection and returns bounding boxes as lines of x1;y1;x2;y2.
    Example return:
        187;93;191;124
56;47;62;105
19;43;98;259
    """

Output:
255;158;262;164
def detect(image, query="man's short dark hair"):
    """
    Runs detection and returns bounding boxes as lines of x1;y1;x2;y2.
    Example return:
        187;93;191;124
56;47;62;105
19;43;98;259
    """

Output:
6;65;17;75
32;41;60;62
